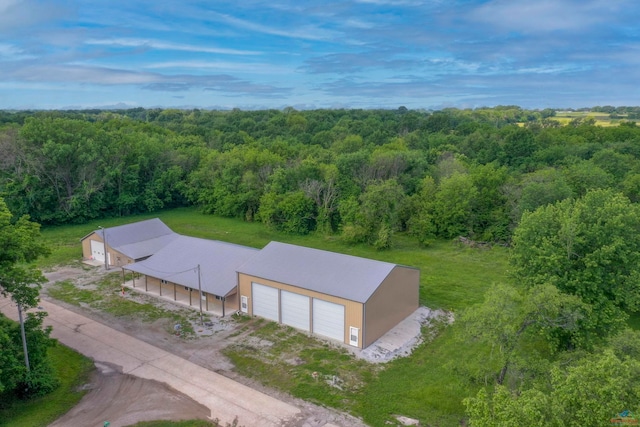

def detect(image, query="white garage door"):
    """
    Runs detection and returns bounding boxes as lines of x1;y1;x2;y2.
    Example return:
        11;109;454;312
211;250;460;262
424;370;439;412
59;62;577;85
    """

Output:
312;299;345;342
252;283;279;322
281;291;310;331
90;240;105;262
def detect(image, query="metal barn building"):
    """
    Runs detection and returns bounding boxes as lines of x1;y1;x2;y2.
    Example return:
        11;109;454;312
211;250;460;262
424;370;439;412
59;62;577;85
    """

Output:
237;242;419;349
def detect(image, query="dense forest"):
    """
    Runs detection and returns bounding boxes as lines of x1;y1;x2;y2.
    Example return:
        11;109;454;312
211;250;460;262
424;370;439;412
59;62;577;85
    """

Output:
1;106;639;249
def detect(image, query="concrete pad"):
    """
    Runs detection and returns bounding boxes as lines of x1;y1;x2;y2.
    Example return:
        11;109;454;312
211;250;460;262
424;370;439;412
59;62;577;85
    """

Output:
356;306;451;363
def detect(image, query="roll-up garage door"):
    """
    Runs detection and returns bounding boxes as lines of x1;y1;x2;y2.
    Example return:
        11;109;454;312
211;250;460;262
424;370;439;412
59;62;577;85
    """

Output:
91;240;105;262
252;283;279;322
312;299;345;342
281;291;310;331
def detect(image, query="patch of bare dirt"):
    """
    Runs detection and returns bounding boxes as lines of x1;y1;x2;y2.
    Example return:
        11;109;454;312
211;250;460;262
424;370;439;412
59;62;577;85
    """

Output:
50;362;211;427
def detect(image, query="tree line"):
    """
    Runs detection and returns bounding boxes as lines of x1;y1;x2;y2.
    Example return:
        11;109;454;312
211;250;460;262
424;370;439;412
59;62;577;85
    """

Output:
1;107;639;249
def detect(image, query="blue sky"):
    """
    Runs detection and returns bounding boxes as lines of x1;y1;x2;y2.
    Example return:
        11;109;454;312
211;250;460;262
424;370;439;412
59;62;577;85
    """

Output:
1;0;639;110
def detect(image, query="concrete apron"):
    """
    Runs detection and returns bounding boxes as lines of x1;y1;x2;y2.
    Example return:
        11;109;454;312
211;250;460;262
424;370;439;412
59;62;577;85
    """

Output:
0;297;300;426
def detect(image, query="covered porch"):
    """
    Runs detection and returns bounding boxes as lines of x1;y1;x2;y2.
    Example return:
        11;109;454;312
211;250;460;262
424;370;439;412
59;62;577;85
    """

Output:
121;272;237;317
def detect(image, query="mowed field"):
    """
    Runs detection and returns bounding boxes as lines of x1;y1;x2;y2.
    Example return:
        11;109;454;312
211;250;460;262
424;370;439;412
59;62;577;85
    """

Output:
39;207;510;425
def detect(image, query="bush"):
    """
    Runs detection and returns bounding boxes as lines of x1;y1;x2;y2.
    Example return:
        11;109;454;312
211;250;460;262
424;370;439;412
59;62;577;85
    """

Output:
15;364;59;399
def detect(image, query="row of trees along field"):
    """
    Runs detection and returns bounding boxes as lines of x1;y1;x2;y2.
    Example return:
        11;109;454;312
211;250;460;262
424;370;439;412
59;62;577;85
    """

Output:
1;106;640;248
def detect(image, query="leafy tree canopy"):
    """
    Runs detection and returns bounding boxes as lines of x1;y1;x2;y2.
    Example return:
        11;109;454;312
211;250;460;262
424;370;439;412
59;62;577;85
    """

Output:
511;189;640;345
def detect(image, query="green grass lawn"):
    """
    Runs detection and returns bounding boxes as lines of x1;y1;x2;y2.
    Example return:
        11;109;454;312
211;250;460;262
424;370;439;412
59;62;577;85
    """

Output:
37;207;510;425
0;344;94;427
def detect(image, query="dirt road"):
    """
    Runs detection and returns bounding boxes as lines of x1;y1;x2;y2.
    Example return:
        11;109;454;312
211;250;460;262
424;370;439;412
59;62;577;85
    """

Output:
0;296;301;426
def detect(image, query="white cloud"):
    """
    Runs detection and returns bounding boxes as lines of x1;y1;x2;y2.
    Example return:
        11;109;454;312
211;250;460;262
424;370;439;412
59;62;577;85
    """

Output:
0;42;22;56
144;60;293;74
85;38;262;56
0;0;19;12
470;0;631;34
0;0;71;33
207;11;340;42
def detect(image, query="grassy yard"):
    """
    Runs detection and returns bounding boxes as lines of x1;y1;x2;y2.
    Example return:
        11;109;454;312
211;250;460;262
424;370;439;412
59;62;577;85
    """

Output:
0;344;95;427
37;207;510;425
223;317;482;426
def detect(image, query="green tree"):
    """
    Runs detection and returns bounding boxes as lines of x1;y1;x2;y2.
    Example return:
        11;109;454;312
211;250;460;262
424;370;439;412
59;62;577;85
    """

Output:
258;191;316;234
299;164;340;234
465;347;640;427
511;189;640;345
468;163;510;241
513;168;573;220
464;386;549;427
562;160;614;197
340;179;405;249
406;176;437;245
0;197;56;398
500;126;538;169
432;172;478;238
459;283;586;387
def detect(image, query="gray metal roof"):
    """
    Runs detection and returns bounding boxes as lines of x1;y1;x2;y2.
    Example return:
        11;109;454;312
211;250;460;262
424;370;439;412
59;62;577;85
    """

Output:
93;218;178;260
237;241;397;303
124;236;258;297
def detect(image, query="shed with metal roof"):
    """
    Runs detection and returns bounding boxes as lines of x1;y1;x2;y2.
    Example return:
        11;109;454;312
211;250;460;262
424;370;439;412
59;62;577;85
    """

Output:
81;218;178;268
237;241;419;349
123;236;258;316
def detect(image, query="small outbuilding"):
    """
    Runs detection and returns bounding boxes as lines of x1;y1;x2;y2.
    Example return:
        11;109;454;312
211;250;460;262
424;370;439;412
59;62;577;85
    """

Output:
123;236;258;316
237;242;419;349
81;218;178;268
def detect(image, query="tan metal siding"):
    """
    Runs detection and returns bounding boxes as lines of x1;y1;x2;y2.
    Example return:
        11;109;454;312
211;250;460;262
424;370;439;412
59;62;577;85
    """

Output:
110;249;132;267
363;266;419;348
81;233;98;259
81;233;132;267
238;273;364;346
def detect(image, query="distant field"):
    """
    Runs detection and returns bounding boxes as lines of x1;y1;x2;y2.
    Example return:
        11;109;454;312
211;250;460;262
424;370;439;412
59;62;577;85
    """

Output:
553;110;626;127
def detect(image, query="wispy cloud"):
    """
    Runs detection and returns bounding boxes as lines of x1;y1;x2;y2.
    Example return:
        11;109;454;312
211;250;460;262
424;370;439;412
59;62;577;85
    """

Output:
469;0;634;34
207;11;340;42
86;38;261;56
0;0;72;34
145;60;293;74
